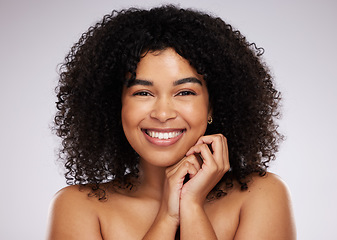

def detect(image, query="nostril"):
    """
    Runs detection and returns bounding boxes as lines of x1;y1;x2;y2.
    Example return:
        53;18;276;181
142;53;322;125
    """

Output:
150;101;177;122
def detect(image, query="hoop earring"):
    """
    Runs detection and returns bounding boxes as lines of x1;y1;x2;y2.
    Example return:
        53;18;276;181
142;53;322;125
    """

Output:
207;116;213;124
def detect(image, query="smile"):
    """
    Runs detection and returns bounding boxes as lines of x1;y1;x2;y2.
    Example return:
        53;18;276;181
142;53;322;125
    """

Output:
145;130;184;140
142;129;185;147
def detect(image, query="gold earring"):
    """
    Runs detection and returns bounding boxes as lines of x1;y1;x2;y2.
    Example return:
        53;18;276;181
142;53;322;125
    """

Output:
207;116;213;124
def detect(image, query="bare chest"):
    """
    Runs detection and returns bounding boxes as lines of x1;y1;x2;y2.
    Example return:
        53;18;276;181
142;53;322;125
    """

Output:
97;195;242;240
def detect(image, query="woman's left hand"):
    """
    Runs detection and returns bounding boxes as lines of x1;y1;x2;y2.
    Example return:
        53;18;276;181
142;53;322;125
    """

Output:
180;134;230;205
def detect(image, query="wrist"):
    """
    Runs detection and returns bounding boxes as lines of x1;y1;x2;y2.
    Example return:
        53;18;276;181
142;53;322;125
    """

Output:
180;198;205;216
143;212;179;240
155;208;180;228
180;194;206;208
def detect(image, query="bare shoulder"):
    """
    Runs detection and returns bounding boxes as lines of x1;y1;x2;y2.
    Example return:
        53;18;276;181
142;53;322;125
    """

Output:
246;172;292;197
234;172;296;239
52;185;90;202
46;185;103;240
49;185;97;213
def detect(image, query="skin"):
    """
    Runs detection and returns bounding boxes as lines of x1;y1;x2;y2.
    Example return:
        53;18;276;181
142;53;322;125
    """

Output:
47;48;296;240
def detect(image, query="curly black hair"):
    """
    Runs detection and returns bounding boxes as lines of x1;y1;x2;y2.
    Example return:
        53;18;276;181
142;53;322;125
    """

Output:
54;5;283;200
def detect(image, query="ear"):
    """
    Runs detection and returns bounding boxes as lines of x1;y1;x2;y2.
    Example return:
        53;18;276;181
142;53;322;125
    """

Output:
207;106;213;124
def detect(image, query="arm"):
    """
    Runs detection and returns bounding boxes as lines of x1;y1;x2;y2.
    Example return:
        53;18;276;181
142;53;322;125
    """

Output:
179;134;229;239
142;166;182;240
142;212;178;240
180;200;218;239
142;134;224;240
46;186;103;240
234;173;296;240
144;134;228;239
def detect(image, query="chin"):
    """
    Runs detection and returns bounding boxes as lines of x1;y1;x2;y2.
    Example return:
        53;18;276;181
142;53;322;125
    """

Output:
139;151;187;168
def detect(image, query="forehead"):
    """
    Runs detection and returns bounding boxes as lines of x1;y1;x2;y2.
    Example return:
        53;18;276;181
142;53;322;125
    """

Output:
135;48;203;82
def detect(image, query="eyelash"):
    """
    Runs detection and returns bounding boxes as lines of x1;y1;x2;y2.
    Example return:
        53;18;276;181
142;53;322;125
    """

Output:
176;90;196;96
132;90;196;97
133;91;152;96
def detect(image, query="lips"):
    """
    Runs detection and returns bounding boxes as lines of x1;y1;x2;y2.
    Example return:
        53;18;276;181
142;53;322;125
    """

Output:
142;129;185;146
146;130;183;139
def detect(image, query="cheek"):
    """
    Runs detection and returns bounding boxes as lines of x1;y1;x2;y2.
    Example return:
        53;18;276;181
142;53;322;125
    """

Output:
121;104;130;127
121;102;137;133
121;101;149;134
180;99;209;126
121;103;140;151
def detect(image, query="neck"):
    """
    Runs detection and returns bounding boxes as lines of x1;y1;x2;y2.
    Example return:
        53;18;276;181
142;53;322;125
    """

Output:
137;159;167;200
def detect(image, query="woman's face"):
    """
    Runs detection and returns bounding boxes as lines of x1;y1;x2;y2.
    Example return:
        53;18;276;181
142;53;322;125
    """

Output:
121;48;210;167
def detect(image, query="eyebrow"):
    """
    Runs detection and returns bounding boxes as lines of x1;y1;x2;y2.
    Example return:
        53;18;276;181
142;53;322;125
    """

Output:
173;77;202;86
126;77;202;88
126;79;153;88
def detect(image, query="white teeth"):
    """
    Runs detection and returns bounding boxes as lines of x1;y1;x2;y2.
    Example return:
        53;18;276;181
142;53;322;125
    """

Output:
146;130;183;140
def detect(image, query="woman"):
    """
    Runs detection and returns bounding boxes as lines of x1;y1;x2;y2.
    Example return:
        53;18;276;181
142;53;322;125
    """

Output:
47;5;296;239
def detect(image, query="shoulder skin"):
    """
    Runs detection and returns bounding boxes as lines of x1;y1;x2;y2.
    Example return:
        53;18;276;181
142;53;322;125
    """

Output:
234;172;296;239
46;185;103;240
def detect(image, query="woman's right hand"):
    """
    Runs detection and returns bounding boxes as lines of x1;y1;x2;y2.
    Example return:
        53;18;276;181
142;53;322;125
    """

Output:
160;154;202;225
143;157;200;239
157;133;229;226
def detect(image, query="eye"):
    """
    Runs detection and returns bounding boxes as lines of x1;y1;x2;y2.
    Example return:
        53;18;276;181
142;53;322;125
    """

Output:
133;91;153;97
176;90;196;96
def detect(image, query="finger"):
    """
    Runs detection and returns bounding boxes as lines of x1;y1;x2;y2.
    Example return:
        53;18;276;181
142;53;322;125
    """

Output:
192;135;222;157
190;134;229;172
217;134;230;172
222;136;230;172
187;135;223;165
165;156;188;177
183;154;202;176
171;161;199;183
169;155;201;178
186;144;215;169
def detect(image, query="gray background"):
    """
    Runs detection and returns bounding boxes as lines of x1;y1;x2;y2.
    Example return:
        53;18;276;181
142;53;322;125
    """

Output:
1;0;336;239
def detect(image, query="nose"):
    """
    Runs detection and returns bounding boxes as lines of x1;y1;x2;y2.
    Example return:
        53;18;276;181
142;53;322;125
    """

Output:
150;97;177;122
